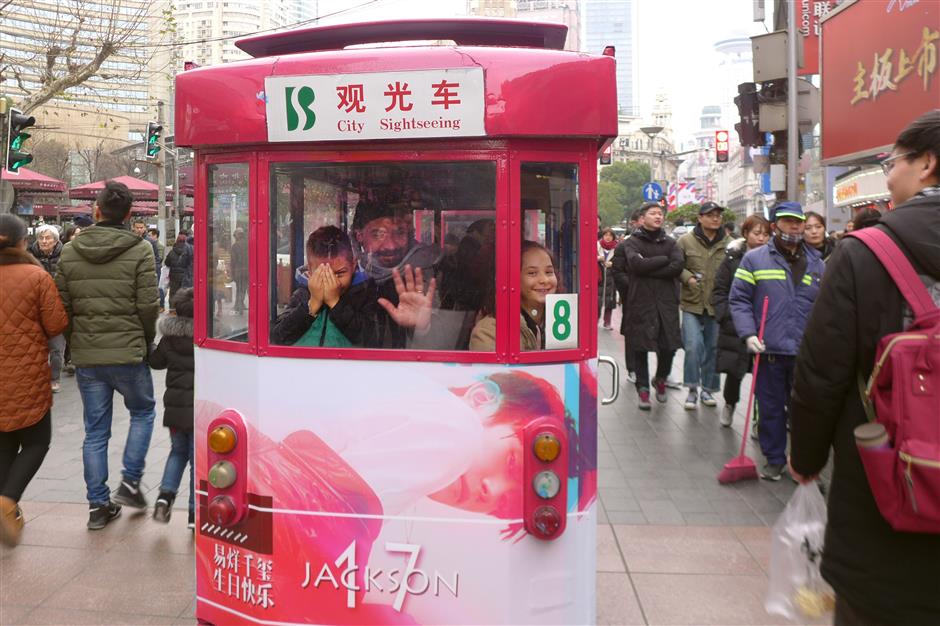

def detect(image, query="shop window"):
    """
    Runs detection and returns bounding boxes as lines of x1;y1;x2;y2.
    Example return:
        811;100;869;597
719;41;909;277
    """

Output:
518;162;579;351
269;161;496;351
207;163;250;341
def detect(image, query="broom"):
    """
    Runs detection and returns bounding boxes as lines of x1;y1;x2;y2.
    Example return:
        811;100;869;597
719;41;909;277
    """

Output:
717;295;769;484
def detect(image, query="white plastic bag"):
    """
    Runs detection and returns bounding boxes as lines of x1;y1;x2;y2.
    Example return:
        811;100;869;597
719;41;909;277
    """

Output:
159;265;170;291
765;483;835;621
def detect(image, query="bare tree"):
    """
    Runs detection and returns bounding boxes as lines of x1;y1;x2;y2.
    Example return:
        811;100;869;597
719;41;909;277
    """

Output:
74;140;134;182
0;1;174;115
27;135;71;183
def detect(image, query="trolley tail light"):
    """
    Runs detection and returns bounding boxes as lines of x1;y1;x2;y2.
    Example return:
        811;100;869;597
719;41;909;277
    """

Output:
206;410;249;527
523;421;568;540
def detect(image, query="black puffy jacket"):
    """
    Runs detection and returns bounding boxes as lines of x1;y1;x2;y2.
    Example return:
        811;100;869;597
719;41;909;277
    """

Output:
28;239;62;277
149;315;193;431
790;195;940;625
711;239;749;377
611;227;683;352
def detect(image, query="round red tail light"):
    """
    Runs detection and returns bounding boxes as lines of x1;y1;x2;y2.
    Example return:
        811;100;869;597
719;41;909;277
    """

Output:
208;495;237;526
532;506;562;539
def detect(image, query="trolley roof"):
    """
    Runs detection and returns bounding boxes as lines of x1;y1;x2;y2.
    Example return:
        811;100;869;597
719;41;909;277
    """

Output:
174;18;617;148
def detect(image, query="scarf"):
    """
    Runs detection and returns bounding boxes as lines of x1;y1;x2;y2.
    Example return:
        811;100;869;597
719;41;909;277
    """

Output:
599;237;618;251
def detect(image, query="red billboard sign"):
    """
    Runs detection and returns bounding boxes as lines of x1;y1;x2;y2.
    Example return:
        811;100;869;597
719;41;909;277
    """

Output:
821;0;940;162
799;0;843;75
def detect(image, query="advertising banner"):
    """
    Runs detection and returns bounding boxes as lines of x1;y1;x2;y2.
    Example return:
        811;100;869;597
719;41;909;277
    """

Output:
821;0;940;162
194;354;598;625
266;68;486;143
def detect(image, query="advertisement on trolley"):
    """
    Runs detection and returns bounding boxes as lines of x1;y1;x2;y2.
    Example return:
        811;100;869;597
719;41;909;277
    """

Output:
194;356;598;625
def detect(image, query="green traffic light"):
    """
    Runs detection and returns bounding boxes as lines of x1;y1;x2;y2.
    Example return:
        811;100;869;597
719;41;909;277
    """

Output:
9;153;33;172
10;132;29;151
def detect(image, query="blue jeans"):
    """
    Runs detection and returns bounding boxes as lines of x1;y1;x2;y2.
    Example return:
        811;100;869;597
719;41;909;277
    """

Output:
160;429;194;513
76;363;156;505
681;311;720;391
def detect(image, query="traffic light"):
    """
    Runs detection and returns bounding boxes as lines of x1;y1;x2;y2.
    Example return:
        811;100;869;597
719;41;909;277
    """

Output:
145;122;162;159
6;108;36;172
733;82;766;147
715;130;730;163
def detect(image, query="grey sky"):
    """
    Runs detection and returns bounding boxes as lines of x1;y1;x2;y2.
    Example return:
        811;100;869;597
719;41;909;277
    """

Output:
316;0;769;141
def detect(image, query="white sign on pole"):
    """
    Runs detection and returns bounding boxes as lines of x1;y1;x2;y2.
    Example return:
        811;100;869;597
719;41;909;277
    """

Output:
265;68;485;143
544;294;578;350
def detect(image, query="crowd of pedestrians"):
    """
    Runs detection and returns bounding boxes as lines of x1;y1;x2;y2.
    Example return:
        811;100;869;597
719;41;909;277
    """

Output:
603;110;940;625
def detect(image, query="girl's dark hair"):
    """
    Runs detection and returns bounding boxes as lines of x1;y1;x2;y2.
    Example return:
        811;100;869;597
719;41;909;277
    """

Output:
895;109;940;179
95;181;133;222
741;214;771;237
306;225;354;263
804;211;826;228
0;214;27;250
854;207;882;230
600;228;615;239
172;287;195;318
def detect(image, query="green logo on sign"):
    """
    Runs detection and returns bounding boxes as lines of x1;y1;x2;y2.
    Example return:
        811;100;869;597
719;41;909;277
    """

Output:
286;86;316;131
552;300;571;340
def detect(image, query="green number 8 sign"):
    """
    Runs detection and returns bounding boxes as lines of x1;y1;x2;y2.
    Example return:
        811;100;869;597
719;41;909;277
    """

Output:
552;300;571;340
545;294;577;349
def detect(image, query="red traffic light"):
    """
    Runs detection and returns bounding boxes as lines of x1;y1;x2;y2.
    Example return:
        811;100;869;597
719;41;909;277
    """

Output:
715;130;730;163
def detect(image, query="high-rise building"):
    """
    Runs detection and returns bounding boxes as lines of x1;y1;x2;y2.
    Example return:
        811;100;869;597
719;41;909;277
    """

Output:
584;0;637;115
466;0;517;18
175;0;314;67
0;0;173;146
516;0;580;51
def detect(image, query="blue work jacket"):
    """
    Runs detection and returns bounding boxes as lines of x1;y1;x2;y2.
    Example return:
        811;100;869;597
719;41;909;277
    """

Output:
729;240;824;355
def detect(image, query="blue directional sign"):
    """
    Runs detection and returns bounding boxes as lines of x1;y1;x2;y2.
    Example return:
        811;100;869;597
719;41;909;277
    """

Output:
642;182;663;202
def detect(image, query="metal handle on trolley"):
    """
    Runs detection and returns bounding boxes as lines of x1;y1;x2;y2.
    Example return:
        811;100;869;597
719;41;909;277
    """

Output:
598;355;620;405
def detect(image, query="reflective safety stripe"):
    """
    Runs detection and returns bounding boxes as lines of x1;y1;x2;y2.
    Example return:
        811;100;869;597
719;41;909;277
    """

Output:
734;268;755;284
802;274;813;286
753;269;787;281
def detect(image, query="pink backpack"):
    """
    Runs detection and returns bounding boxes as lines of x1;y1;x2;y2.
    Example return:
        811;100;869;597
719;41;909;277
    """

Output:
849;228;940;534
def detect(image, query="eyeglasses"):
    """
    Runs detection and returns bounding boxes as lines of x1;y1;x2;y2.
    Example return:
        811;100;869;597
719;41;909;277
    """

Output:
881;152;915;176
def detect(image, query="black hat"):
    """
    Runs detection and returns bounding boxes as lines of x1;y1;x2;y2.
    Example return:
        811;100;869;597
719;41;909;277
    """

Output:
74;215;94;228
699;201;724;215
351;199;410;231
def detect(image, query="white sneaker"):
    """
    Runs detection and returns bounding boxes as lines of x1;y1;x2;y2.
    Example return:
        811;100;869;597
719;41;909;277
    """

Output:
720;404;734;427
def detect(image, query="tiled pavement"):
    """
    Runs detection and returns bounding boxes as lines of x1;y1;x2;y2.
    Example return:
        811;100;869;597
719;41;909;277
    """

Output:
1;313;830;625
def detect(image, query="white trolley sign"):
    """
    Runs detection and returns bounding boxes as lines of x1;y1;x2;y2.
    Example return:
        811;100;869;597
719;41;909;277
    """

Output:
265;68;486;142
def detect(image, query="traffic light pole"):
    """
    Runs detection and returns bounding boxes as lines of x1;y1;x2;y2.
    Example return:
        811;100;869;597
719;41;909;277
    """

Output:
786;3;799;200
156;100;168;247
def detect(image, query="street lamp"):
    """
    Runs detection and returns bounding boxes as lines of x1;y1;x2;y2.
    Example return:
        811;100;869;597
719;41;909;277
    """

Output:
640;125;664;184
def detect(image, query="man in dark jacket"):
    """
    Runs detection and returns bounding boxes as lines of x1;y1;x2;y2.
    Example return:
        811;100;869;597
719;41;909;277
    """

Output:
790;110;940;625
610;208;644;381
730;202;824;481
29;224;66;392
164;231;194;306
55;181;159;530
614;202;684;410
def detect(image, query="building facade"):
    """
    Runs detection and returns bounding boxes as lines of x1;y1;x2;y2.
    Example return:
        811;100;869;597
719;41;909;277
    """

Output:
584;0;637;115
516;0;580;51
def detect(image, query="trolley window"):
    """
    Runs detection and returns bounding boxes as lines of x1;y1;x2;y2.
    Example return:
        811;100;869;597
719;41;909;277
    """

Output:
517;162;579;351
269;161;496;351
207;162;250;342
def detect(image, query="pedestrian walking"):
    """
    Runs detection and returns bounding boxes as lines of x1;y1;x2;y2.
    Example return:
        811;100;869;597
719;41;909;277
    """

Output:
149;288;196;529
146;227;166;311
164;231;194;307
610;209;643;382
54;181;160;530
789;110;940;625
0;214;68;547
28;224;66;393
729;202;824;481
711;214;770;427
230;228;249;314
614;202;683;410
676;202;729;410
597;228;617;330
803;211;837;263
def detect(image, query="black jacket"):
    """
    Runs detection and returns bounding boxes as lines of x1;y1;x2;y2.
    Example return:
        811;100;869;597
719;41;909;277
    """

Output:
711;239;750;377
164;241;193;281
790;195;940;625
28;240;62;277
271;278;383;347
149;315;194;431
612;227;683;352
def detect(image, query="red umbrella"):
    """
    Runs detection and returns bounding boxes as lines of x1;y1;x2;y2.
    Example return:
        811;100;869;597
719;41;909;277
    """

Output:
1;168;67;193
68;175;175;202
